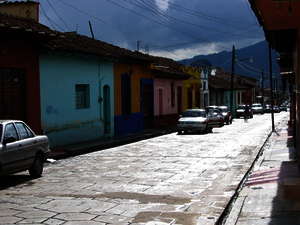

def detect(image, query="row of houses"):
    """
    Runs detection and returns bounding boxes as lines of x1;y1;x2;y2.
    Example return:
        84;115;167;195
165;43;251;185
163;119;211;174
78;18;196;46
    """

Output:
0;1;258;147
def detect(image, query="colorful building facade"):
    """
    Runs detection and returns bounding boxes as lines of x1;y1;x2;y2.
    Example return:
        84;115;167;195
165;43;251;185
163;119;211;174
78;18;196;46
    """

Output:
181;66;202;110
114;62;154;136
40;52;114;147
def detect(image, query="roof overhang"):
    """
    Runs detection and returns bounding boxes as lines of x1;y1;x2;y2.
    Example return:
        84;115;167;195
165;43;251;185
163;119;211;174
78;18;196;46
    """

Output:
249;0;300;30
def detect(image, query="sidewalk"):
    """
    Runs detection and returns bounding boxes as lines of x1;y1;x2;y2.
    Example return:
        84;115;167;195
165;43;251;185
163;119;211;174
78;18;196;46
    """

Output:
224;118;300;225
49;126;177;159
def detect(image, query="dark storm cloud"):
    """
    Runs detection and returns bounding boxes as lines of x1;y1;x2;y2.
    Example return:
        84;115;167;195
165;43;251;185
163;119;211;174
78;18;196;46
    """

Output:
38;0;264;59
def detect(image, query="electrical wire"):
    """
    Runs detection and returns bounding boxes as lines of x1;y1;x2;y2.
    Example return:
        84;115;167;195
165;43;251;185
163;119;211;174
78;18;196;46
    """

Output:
58;0;107;25
122;0;255;39
106;0;232;51
45;0;71;31
167;1;258;29
40;4;65;31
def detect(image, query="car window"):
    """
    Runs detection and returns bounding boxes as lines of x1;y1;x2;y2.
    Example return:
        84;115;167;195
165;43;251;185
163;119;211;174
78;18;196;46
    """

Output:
4;123;18;141
182;111;206;117
15;122;30;139
218;108;228;112
24;126;34;138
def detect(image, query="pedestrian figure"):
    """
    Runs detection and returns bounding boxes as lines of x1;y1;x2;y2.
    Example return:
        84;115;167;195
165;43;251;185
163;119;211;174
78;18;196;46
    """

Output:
244;105;250;123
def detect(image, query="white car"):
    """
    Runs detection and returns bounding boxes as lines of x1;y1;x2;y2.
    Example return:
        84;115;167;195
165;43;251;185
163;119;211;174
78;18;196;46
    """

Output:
251;103;264;114
0;120;50;177
177;109;223;134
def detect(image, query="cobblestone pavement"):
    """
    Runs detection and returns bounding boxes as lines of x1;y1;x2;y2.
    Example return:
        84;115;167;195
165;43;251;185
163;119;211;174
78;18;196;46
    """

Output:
0;113;288;225
224;114;299;225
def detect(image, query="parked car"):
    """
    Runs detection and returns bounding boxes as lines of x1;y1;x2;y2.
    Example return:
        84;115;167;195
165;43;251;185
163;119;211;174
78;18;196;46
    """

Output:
177;109;223;134
280;105;288;112
251;103;264;114
273;105;280;113
235;105;253;118
264;104;271;113
0;120;50;177
217;106;233;125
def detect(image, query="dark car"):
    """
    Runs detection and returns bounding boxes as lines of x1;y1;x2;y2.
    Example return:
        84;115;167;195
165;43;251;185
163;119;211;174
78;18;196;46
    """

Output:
235;105;253;118
177;109;223;134
0;120;50;177
280;105;288;112
217;106;233;125
273;105;280;113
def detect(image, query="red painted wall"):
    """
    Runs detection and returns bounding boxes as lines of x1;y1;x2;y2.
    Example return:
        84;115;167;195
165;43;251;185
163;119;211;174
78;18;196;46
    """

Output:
0;36;41;133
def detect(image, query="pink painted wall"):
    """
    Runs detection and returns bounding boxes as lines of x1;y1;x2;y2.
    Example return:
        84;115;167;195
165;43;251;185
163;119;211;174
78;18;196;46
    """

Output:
154;79;183;116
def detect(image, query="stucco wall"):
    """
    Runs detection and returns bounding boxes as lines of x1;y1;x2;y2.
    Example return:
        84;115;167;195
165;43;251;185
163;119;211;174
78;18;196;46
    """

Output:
40;52;114;147
154;79;182;116
0;37;41;133
114;63;152;115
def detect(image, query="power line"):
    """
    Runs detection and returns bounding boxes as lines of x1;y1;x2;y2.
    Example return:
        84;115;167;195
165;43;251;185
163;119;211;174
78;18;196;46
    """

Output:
105;0;231;51
45;0;71;31
40;4;65;31
167;1;258;30
122;0;255;39
58;0;107;25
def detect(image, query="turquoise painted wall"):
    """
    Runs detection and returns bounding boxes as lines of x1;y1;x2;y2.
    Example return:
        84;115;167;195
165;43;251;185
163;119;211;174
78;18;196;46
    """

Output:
40;52;114;147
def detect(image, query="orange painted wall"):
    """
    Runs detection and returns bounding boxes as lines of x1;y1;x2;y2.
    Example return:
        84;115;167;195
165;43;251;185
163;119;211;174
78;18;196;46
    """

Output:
114;62;153;116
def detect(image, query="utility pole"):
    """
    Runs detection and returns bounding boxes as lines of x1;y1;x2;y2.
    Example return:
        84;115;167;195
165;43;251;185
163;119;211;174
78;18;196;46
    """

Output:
261;70;264;106
88;21;94;39
137;40;141;52
230;45;236;115
269;43;275;132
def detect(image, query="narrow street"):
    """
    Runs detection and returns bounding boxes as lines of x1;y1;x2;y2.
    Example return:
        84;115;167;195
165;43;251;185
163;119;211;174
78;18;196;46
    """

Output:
0;113;288;225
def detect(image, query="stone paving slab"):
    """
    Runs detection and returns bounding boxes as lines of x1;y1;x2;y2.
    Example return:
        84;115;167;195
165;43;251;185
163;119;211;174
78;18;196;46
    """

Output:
0;113;288;225
224;115;300;225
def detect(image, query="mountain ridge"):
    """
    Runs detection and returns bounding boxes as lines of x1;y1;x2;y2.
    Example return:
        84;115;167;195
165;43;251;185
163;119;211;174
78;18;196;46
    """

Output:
179;41;280;82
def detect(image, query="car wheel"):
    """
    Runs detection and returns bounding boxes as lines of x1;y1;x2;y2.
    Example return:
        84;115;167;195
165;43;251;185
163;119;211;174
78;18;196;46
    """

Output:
29;154;44;178
226;119;230;125
177;130;183;135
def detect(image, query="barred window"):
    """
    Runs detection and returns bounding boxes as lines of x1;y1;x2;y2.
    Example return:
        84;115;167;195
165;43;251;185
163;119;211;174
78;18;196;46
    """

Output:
75;84;90;109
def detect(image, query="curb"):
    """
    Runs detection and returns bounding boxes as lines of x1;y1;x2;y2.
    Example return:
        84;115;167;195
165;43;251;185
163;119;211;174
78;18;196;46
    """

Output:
50;128;177;160
216;119;285;225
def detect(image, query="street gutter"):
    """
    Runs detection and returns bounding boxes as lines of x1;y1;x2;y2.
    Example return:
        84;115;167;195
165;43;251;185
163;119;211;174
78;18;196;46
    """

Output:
50;127;178;160
215;126;277;225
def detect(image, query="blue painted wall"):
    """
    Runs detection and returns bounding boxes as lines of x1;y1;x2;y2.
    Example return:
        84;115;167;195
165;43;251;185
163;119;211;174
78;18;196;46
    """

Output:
40;52;114;147
115;112;144;136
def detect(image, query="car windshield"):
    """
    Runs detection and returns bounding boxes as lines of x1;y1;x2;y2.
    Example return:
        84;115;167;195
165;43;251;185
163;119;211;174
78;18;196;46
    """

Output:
252;104;261;107
182;111;206;118
218;107;228;112
237;106;245;109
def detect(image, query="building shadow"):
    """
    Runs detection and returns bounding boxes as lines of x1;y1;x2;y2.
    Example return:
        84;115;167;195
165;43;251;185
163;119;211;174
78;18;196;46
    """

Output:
268;127;300;225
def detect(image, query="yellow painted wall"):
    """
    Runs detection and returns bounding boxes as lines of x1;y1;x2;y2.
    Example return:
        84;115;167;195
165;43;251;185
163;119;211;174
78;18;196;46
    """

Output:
114;62;153;116
181;66;202;110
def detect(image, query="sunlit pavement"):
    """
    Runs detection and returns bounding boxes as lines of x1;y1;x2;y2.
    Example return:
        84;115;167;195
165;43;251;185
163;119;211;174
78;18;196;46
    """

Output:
0;113;289;225
224;114;299;225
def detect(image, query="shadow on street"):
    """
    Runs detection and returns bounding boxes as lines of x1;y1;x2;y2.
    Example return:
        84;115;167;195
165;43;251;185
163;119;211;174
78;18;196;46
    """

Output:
0;174;33;190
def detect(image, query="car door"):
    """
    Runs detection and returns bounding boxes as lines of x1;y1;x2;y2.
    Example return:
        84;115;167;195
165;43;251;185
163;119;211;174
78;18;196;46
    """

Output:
14;122;37;167
0;123;23;173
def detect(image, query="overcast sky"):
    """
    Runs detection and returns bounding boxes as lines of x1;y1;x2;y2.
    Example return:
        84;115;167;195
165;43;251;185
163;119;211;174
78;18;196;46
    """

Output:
36;0;264;60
